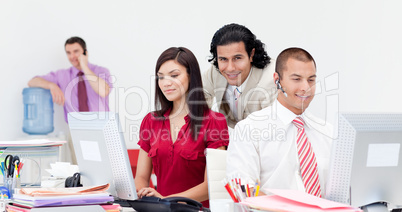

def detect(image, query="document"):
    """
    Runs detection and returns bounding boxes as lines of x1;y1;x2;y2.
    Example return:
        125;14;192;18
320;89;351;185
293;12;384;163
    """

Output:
20;183;110;196
0;139;66;147
240;189;362;212
11;184;113;208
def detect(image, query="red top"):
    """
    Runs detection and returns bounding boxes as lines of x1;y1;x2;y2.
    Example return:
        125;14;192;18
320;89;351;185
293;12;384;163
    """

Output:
138;109;229;207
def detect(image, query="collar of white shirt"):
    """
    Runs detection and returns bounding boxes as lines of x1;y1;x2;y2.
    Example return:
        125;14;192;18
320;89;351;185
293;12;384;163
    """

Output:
225;68;254;120
274;99;333;137
227;67;254;95
274;99;315;130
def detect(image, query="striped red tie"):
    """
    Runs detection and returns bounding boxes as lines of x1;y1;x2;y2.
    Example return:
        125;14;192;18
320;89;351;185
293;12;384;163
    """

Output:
293;117;322;197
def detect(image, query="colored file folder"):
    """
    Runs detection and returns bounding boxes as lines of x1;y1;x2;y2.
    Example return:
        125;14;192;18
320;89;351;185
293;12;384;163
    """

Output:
19;183;110;196
9;184;115;209
240;189;362;212
12;193;114;207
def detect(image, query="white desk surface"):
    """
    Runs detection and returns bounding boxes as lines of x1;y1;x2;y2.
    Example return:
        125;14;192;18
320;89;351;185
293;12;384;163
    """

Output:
122;207;135;211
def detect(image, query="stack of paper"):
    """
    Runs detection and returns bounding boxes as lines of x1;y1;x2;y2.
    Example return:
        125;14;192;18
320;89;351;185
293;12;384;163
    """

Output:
240;189;362;212
0;139;66;147
45;162;79;178
6;204;121;212
7;184;119;211
19;183;110;196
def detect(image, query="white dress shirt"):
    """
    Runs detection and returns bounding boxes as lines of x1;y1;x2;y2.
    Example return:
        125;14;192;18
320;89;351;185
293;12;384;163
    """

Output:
224;68;253;121
226;100;333;197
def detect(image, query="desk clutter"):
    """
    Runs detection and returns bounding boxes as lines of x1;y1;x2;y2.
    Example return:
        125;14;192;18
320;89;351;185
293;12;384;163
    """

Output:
1;154;23;199
42;162;80;188
0;139;65;188
240;189;362;212
5;183;121;212
222;175;260;203
221;175;362;211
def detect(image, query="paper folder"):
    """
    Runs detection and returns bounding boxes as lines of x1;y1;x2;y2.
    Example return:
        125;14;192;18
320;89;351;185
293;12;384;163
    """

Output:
20;183;110;196
240;189;362;212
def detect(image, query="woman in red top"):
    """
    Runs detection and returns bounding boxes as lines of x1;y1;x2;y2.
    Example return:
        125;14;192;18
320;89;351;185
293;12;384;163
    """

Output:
135;47;229;207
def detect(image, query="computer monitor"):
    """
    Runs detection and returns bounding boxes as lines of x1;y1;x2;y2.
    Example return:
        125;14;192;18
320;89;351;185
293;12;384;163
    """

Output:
326;113;402;211
68;112;137;200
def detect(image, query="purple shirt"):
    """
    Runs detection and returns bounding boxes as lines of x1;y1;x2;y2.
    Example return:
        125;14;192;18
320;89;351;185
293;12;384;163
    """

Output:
37;63;113;122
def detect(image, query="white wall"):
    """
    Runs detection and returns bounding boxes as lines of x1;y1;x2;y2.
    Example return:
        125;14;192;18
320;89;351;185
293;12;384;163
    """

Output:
1;0;402;148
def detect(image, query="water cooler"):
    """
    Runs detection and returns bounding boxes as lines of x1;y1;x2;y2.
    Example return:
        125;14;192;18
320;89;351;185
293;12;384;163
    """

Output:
22;87;54;135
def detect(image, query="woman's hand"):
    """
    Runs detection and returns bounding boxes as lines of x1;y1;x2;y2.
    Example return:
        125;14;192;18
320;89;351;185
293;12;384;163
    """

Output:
137;187;164;199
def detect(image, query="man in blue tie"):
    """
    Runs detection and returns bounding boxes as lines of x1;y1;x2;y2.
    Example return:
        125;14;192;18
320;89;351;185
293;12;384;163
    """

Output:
202;23;277;128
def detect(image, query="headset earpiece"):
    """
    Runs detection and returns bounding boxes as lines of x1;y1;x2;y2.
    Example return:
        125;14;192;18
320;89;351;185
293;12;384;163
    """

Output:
276;78;288;97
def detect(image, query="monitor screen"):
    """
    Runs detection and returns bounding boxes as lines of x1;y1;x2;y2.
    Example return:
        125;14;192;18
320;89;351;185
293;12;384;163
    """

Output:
68;112;137;200
326;113;402;209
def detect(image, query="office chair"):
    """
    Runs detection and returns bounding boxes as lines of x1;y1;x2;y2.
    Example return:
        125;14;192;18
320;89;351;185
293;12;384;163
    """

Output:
205;148;231;200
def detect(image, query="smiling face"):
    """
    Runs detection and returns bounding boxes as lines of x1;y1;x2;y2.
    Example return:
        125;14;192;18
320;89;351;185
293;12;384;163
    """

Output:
274;58;316;115
157;60;189;104
216;42;254;86
65;43;85;70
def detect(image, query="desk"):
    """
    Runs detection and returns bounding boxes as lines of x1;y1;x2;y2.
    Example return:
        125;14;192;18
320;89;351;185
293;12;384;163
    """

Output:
122;207;136;212
120;203;253;212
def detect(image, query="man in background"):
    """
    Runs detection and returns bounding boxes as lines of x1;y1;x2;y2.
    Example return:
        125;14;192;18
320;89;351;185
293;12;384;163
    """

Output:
202;23;277;128
28;36;112;122
28;36;112;164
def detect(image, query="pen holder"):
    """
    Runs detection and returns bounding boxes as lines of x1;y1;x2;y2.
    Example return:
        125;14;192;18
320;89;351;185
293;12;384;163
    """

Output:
3;177;20;198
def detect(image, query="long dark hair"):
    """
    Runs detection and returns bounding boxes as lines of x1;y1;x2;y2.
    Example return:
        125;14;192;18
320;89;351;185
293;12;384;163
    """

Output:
154;47;209;140
208;23;271;70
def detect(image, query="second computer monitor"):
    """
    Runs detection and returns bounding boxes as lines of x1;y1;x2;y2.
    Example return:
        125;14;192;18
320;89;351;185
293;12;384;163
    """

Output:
68;112;137;200
326;113;402;209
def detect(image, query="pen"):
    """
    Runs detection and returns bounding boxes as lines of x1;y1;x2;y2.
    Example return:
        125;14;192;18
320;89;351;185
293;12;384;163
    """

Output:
0;164;4;176
222;179;238;202
255;180;260;197
235;184;245;202
237;173;242;186
18;162;24;177
240;185;247;197
229;179;239;200
14;164;18;178
253;179;258;197
0;162;4;176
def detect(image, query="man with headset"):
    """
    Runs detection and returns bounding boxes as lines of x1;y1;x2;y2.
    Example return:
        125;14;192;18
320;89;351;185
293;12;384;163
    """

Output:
28;36;112;123
226;47;333;198
202;23;277;128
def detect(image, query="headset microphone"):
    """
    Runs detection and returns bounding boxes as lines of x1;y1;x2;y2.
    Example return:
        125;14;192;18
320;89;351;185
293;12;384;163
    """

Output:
276;79;288;97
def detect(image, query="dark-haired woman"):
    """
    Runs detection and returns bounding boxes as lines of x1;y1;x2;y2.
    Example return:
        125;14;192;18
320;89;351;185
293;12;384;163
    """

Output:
135;47;229;207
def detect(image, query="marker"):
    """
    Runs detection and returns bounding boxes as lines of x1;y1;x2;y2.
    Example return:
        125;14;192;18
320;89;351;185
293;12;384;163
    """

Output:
0;162;4;176
223;179;238;202
14;164;18;178
234;184;245;202
255;180;260;197
0;164;4;176
18;162;24;177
